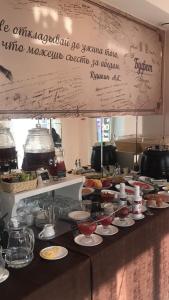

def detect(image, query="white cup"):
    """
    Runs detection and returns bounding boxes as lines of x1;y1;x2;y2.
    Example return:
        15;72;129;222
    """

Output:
26;213;34;226
39;224;55;238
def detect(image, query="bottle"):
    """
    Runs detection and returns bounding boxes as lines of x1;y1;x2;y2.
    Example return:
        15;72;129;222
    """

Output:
75;160;78;169
78;159;81;169
132;186;144;220
119;183;127;206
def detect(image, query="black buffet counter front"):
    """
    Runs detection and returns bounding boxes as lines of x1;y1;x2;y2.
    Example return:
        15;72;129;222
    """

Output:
1;207;169;300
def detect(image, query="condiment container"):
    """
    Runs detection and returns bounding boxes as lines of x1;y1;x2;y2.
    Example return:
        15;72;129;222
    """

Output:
132;186;144;220
119;183;127;206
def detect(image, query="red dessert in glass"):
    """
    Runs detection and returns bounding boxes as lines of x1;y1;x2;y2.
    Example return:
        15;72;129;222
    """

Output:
117;207;129;220
97;215;114;227
96;214;115;234
78;221;96;236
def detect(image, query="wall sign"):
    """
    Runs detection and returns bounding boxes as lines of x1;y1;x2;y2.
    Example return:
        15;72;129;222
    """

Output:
0;0;163;118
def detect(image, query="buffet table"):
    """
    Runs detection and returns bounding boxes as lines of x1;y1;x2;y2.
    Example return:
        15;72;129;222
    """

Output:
49;207;169;300
0;240;91;300
1;200;169;300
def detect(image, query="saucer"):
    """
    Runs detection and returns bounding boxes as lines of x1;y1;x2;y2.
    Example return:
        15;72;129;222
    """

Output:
0;269;9;283
132;214;145;220
147;202;169;209
68;210;90;221
74;234;103;246
40;246;68;260
82;187;94;196
38;233;56;240
112;217;135;227
95;224;119;236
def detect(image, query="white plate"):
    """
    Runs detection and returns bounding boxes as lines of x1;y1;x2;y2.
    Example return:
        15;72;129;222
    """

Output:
138;176;151;182
131;214;145;220
112;217;135;227
82;187;94;196
101;189;119;196
74;234;103;246
0;269;9;283
151;179;167;187
40;246;68;260
147;202;169;209
158;191;169;202
95;224;118;236
128;180;154;191
162;186;169;192
115;184;135;195
68;210;90;221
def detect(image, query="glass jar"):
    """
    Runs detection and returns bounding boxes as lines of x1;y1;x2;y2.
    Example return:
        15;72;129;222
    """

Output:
0;127;17;172
22;126;55;171
55;147;66;178
48;147;66;178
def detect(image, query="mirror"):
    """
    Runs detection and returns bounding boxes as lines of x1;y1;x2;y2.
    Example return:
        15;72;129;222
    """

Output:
0;114;165;171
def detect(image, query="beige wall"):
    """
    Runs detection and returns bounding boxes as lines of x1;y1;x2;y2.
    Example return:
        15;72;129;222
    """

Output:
62;115;143;170
62;118;97;170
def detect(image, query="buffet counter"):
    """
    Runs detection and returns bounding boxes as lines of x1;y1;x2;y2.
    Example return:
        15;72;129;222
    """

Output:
0;240;91;300
1;207;169;300
52;207;169;300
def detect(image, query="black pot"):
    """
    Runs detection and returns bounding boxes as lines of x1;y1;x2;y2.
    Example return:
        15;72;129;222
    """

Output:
140;145;169;179
91;144;117;172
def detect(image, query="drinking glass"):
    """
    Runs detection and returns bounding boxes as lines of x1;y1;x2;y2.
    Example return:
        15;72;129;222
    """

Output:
77;221;97;244
0;246;6;281
81;200;92;213
117;206;129;222
97;214;114;234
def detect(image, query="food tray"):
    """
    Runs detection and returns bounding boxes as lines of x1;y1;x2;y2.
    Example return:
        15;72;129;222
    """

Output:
0;178;37;193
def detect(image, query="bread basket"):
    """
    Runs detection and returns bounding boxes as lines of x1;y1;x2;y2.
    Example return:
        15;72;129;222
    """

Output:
0;173;37;193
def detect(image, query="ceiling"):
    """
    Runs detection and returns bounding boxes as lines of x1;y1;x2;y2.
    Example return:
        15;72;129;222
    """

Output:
99;0;169;29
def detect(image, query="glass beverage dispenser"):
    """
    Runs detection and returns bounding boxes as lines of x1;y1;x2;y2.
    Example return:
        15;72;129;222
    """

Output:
0;127;17;173
22;125;55;171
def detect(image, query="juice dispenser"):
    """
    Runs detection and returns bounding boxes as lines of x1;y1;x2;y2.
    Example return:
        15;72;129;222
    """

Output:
22;125;55;171
0;127;17;173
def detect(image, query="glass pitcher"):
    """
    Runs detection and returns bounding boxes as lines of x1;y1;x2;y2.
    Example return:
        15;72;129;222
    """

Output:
5;218;34;269
0;246;6;278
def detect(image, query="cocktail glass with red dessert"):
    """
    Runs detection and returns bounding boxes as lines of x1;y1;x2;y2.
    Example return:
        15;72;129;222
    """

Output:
77;221;97;244
117;206;129;222
97;214;114;234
